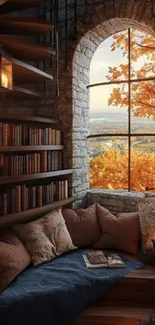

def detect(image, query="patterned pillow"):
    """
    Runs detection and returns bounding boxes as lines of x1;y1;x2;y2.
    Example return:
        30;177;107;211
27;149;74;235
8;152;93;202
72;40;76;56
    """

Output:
0;228;31;292
138;198;155;261
13;209;76;266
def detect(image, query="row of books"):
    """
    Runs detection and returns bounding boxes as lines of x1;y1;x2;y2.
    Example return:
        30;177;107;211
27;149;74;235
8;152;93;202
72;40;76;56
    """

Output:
0;180;69;215
0;151;62;176
0;123;62;146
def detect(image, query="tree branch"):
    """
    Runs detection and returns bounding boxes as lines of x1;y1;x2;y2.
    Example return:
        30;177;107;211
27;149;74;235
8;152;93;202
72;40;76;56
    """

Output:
136;100;155;110
135;43;155;50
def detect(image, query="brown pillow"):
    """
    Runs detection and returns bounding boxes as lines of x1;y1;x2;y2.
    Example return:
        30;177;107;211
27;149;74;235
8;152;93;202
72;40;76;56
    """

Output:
94;203;140;255
13;208;76;266
62;203;101;247
0;227;31;292
138;198;155;259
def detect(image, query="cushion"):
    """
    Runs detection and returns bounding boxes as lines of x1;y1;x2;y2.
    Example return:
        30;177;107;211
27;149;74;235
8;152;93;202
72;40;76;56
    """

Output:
138;198;155;260
0;227;31;292
94;203;140;255
13;208;76;266
62;203;101;247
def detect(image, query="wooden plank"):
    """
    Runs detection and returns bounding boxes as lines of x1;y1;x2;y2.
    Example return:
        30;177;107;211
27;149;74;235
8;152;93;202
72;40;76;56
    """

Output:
0;35;55;61
0;114;59;125
0;0;39;14
0;86;42;100
0;169;73;185
12;58;53;84
124;265;155;280
75;305;155;325
0;17;54;35
0;197;75;227
0;145;64;152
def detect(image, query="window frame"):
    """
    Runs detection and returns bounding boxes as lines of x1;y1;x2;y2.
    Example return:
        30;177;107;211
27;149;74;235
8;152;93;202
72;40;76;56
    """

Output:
87;28;155;192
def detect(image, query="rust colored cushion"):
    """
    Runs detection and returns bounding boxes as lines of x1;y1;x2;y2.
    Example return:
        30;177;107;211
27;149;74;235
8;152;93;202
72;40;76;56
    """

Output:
62;203;101;247
94;203;140;255
138;198;155;259
13;208;76;266
0;228;31;292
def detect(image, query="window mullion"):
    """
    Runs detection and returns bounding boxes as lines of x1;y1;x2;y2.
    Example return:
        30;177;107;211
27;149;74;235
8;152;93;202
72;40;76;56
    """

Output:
128;28;131;192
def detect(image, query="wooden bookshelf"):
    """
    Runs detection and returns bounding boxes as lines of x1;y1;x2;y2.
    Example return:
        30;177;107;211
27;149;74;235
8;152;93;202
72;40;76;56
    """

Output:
0;86;42;100
0;197;75;227
0;145;64;152
0;114;59;125
12;58;53;84
0;0;39;14
0;17;54;35
0;169;73;185
0;35;55;61
0;116;73;224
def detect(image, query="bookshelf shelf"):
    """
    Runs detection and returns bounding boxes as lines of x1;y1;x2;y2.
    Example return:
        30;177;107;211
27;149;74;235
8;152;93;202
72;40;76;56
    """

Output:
0;145;64;152
0;197;75;227
0;86;42;100
0;114;59;125
12;58;53;84
0;116;73;224
0;17;54;35
0;0;39;14
0;35;55;61
0;169;73;185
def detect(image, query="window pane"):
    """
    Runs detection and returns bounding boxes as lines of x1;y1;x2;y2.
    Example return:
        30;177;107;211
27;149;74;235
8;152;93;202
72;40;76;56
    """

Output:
89;136;128;190
90;84;128;135
130;29;155;80
131;136;155;192
131;81;155;134
90;30;128;84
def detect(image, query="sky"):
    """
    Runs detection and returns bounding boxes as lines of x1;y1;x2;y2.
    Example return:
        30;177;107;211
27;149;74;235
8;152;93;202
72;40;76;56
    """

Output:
89;33;126;114
89;29;148;115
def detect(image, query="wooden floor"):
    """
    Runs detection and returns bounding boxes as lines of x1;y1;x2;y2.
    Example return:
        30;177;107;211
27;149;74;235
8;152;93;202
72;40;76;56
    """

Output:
74;265;155;325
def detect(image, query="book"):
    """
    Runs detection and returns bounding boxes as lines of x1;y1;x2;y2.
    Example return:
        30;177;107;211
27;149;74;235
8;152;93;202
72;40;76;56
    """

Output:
83;250;125;269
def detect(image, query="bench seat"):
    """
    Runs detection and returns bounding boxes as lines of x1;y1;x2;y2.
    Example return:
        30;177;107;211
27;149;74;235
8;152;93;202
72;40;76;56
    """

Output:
74;265;155;325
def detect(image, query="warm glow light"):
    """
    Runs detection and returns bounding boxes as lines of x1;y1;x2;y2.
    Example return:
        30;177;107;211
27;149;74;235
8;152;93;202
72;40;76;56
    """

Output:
1;72;8;88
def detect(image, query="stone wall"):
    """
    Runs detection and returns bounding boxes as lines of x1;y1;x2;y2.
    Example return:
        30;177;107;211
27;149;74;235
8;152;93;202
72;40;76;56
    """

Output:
1;1;155;207
82;189;149;214
53;0;155;208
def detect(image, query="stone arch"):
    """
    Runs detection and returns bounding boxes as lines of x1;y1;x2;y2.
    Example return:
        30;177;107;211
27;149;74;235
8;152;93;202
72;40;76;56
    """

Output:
58;0;155;208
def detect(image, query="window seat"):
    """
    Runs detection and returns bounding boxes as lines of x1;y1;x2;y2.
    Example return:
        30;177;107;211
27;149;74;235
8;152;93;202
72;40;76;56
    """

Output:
74;263;155;325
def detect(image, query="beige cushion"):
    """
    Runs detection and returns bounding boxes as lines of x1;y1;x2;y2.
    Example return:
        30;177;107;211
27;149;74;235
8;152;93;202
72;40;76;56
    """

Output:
94;203;140;255
0;228;31;292
13;209;76;266
138;198;155;258
62;203;101;247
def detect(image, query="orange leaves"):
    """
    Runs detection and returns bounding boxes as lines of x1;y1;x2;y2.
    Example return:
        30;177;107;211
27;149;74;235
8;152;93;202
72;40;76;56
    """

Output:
89;148;155;191
106;28;155;119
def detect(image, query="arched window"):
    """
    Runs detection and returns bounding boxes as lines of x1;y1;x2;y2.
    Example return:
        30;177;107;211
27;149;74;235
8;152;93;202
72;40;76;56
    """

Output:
88;28;155;193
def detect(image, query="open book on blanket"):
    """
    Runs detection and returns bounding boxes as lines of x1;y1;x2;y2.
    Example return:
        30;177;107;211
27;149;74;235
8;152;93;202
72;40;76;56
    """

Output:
83;250;125;269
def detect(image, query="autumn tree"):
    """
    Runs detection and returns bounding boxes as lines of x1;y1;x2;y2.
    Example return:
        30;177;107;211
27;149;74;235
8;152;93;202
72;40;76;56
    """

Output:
107;29;155;119
90;148;155;191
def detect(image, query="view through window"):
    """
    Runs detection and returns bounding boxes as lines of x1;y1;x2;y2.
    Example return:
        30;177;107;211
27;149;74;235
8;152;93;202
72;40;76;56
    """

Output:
88;28;155;192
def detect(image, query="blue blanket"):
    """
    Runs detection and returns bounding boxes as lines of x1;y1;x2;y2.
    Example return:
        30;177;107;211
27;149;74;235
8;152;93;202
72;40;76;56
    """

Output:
0;249;143;325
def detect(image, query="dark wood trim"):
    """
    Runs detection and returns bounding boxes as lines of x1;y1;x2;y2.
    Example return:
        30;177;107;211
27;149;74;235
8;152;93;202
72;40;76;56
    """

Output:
0;169;73;185
0;197;75;227
0;145;64;152
0;35;55;61
75;305;155;325
0;17;54;35
0;86;42;100
0;114;59;125
0;0;39;14
12;58;53;84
